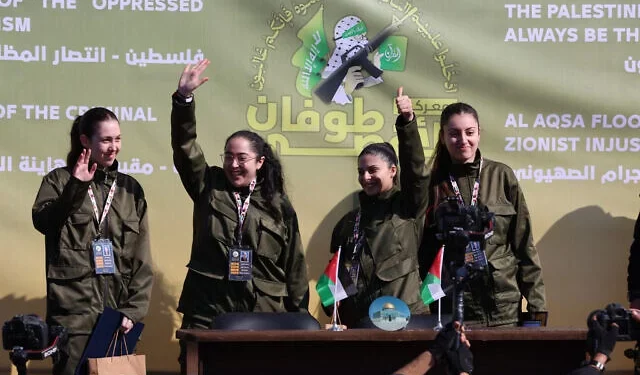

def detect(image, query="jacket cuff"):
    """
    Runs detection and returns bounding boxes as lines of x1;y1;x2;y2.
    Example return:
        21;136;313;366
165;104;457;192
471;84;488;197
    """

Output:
172;91;194;106
395;114;416;129
60;175;91;208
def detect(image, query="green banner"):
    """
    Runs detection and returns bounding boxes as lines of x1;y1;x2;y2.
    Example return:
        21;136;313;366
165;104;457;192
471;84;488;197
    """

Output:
0;0;638;372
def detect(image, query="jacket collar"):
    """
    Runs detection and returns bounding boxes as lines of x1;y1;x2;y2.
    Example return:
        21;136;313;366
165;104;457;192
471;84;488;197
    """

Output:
228;178;263;198
211;178;266;220
94;160;119;184
449;150;482;178
358;185;399;208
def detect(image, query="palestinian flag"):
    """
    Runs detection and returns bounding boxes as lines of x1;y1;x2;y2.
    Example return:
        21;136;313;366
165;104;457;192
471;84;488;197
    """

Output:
421;245;445;304
316;248;357;307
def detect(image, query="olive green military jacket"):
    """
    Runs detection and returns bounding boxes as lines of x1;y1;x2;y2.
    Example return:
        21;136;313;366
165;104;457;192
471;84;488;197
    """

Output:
171;97;309;314
330;116;429;326
32;164;153;335
422;153;547;326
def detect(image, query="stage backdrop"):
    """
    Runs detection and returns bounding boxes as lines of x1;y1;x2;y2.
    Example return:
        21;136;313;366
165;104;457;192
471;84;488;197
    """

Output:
1;0;638;372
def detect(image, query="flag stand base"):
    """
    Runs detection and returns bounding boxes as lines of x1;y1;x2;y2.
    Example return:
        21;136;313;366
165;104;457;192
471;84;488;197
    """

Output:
324;323;347;331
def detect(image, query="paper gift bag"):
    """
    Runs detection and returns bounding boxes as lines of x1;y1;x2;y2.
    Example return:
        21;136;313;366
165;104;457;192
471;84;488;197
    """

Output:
87;331;146;375
87;353;146;375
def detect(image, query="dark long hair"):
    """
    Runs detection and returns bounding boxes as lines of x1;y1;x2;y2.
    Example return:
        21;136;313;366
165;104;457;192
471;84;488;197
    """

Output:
225;130;285;221
66;107;119;167
358;142;399;185
428;102;480;204
429;102;480;179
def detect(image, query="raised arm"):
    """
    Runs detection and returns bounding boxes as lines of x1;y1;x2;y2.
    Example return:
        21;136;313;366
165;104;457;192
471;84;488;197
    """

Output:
32;149;95;234
395;87;429;217
171;59;212;201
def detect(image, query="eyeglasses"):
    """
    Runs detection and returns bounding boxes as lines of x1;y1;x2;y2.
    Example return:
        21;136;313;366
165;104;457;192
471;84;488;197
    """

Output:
220;154;257;166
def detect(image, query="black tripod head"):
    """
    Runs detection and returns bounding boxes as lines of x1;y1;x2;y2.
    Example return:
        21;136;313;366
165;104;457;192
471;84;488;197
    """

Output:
434;197;495;326
3;315;67;375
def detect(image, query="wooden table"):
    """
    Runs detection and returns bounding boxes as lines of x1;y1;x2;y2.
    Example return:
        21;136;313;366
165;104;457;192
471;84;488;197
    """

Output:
176;327;587;375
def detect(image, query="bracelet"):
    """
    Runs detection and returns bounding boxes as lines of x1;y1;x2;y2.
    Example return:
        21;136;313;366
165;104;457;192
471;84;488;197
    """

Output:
174;90;193;99
588;359;605;372
173;90;194;103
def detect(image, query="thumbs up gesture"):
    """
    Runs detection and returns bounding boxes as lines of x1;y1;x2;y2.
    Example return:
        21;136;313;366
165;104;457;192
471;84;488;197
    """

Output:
395;87;414;122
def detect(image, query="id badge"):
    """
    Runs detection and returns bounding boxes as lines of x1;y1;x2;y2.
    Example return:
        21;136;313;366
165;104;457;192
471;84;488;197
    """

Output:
228;246;253;281
92;239;116;275
465;241;488;268
345;260;360;285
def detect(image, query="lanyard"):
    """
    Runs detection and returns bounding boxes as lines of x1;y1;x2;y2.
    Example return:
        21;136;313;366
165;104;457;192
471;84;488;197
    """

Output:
346;210;364;284
352;210;361;256
232;179;256;245
351;210;364;259
87;177;117;237
448;157;483;207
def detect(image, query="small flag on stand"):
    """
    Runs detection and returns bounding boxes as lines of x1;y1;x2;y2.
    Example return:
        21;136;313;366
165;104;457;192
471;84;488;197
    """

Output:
421;245;445;305
316;247;357;307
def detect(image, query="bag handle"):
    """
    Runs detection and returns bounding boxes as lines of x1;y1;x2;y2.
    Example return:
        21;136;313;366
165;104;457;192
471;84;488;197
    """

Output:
106;331;118;358
121;333;129;355
105;330;130;358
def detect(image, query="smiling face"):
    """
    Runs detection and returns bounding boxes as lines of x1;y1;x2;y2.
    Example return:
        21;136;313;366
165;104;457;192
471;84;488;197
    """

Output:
358;153;397;196
441;113;480;164
81;119;121;168
223;136;265;188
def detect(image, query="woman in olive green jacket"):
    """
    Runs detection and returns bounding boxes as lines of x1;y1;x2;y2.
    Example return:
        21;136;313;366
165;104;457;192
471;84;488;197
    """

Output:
32;108;153;375
420;102;547;327
328;88;429;327
172;59;309;372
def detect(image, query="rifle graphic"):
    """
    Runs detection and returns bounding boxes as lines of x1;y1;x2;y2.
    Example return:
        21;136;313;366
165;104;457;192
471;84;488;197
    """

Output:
314;12;414;104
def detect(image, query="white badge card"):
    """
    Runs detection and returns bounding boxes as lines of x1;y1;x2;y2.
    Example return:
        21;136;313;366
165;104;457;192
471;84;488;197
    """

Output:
228;247;253;281
92;239;116;274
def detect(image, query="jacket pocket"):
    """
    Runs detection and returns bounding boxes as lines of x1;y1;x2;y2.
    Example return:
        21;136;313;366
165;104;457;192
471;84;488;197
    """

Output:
256;217;285;261
369;217;417;264
253;277;288;297
209;216;234;249
376;253;417;282
210;202;239;247
62;213;94;250
115;273;131;306
486;203;516;246
47;264;92;280
51;246;93;269
376;253;421;307
120;219;140;252
488;253;520;302
47;265;93;315
391;217;419;253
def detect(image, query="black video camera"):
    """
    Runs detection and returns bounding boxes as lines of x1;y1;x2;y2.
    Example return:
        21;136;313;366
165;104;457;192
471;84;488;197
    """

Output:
435;197;494;244
434;197;495;267
591;303;640;341
2;315;67;375
2;315;49;351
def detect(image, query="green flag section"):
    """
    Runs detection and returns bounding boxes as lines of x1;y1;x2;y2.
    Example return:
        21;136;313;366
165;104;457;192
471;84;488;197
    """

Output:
291;5;329;97
421;245;445;305
339;21;367;39
378;35;408;71
316;249;357;307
